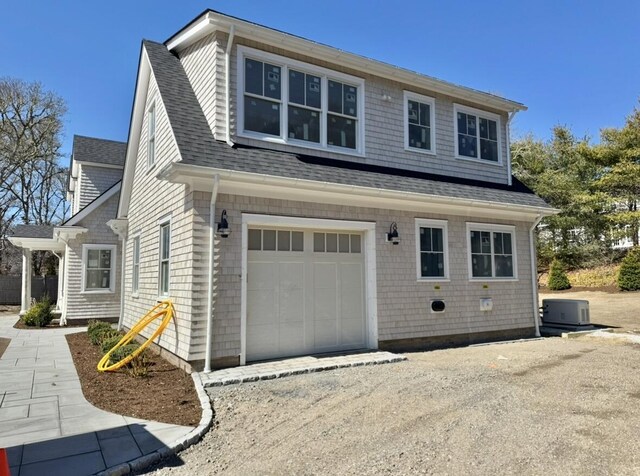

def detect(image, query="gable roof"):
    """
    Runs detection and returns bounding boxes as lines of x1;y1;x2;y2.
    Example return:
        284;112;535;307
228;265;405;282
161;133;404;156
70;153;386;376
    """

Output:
136;40;551;211
10;224;54;239
64;181;121;226
72;135;127;167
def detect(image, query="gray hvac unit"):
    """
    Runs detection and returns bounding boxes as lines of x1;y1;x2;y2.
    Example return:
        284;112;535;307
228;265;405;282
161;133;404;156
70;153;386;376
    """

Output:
541;299;590;326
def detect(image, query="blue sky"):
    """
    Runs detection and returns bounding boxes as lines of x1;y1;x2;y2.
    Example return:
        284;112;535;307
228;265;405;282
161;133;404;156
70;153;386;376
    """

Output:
1;1;638;159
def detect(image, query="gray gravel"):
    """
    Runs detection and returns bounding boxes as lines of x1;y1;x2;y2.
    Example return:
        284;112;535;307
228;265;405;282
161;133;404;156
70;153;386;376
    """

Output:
140;336;640;475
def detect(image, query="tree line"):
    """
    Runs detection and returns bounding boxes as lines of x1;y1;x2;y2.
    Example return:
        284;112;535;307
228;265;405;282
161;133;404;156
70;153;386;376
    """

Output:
512;103;640;271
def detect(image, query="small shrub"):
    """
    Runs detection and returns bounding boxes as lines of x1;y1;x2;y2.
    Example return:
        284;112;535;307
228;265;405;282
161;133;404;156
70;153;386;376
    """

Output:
618;247;640;291
88;321;116;345
100;334;124;354
21;296;53;327
109;342;150;377
548;259;571;291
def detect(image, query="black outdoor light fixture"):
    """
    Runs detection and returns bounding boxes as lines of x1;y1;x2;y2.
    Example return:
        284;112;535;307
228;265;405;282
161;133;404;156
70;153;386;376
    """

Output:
217;209;231;237
386;222;400;245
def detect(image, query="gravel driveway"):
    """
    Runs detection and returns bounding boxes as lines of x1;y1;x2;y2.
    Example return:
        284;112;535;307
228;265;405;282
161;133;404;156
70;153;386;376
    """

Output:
143;336;640;475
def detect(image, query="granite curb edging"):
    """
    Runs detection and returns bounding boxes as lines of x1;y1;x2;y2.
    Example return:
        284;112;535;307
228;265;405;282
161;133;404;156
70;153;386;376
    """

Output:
95;372;213;476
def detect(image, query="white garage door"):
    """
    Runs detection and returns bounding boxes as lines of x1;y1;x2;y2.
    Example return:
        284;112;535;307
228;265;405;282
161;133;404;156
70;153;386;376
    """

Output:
247;227;366;362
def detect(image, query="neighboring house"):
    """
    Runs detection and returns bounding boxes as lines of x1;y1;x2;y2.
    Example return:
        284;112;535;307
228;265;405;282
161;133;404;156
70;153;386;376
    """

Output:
11;10;556;371
9;136;126;322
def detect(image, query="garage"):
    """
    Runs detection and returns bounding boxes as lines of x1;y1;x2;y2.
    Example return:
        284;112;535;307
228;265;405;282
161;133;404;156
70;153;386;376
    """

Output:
246;226;367;361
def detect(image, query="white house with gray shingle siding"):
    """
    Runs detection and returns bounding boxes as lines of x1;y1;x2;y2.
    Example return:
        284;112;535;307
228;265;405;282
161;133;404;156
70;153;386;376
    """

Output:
11;10;556;372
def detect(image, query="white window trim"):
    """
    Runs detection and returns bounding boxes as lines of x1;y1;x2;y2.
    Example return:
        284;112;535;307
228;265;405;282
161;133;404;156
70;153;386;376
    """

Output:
147;102;156;171
415;218;449;281
131;235;140;296
158;217;171;298
237;45;366;157
453;103;502;166
404;91;436;156
81;244;117;294
466;222;518;281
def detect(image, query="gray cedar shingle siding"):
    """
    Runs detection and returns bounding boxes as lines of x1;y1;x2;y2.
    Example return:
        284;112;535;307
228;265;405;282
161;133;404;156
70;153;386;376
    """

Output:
78;165;124;209
72;136;127;167
144;40;551;211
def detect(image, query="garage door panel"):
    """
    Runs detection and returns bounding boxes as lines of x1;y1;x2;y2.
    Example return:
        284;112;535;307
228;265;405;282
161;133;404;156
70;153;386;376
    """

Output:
313;263;338;289
247;324;279;359
341;318;365;346
247;290;276;326
314;288;338;321
248;262;277;291
314;320;338;349
279;323;305;354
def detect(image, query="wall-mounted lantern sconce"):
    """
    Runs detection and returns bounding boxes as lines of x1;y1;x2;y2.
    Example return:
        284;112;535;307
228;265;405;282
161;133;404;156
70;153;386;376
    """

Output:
386;222;400;245
217;209;231;238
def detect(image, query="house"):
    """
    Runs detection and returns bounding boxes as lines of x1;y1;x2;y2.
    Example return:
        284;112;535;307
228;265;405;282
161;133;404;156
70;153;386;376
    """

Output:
11;10;556;371
9;136;126;322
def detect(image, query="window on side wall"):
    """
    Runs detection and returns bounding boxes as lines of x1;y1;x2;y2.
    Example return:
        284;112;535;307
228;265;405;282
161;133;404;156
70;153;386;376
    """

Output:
454;104;500;163
132;236;140;294
467;223;516;279
147;104;156;169
82;245;116;293
415;219;449;280
239;46;364;154
404;92;436;154
159;221;171;296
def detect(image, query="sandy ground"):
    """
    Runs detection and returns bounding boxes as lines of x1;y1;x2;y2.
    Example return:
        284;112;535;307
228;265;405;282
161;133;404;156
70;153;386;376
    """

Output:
540;290;640;332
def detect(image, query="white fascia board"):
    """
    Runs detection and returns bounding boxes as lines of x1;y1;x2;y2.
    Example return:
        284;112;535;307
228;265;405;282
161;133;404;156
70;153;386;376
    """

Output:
65;182;121;227
7;236;65;251
118;48;151;219
167;11;526;113
159;162;558;221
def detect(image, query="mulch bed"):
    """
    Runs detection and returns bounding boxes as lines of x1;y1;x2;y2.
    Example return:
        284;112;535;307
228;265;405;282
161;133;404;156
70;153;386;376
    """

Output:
539;285;623;294
0;337;9;358
66;332;202;427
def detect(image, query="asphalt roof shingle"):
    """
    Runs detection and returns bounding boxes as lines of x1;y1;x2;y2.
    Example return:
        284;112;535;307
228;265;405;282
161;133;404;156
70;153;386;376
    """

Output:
11;225;54;239
143;40;551;211
72;136;127;167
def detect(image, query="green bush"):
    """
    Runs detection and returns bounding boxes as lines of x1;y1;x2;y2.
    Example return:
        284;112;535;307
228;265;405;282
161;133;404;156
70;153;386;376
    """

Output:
618;247;640;291
100;334;124;354
21;296;53;327
548;259;571;291
87;321;117;345
109;342;150;377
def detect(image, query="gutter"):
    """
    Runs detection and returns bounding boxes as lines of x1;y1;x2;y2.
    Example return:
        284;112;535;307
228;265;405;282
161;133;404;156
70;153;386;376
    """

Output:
118;237;127;331
204;174;221;373
506;110;518;187
529;215;544;337
225;25;236;146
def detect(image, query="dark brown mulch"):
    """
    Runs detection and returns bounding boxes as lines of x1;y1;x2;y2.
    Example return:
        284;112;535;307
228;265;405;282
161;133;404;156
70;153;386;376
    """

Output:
0;337;9;358
66;332;202;427
539;285;624;294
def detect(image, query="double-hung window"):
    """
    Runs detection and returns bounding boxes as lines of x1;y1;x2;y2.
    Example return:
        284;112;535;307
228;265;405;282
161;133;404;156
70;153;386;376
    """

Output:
159;221;170;296
404;92;436;154
415;219;449;280
239;46;364;154
82;245;116;293
132;236;140;294
454;104;500;163
147;104;156;169
467;223;517;279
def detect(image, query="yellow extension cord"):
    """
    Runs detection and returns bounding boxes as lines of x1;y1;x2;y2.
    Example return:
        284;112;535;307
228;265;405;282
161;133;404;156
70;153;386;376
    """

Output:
97;300;174;372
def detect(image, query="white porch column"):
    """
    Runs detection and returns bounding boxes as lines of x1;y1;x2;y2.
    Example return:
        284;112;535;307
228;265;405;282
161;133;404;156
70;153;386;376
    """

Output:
21;249;32;314
56;253;65;312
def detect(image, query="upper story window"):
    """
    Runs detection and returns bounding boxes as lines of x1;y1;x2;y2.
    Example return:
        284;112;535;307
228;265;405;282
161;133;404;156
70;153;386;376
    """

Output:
415;219;449;280
454;104;501;164
147;104;156;169
238;46;365;155
466;223;517;280
404;92;436;154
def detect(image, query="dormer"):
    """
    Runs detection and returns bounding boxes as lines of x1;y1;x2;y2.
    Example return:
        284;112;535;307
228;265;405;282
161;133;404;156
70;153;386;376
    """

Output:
67;136;126;216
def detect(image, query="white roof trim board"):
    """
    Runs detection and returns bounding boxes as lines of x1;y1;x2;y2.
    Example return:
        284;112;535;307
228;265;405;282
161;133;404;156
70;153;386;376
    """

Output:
65;182;121;227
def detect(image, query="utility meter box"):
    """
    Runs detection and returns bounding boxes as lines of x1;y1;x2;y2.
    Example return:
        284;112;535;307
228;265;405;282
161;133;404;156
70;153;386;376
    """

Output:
542;299;590;326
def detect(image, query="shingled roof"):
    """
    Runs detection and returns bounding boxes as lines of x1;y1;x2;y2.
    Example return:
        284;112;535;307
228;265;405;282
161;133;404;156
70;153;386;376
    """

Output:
11;225;54;239
72;135;127;167
143;40;552;210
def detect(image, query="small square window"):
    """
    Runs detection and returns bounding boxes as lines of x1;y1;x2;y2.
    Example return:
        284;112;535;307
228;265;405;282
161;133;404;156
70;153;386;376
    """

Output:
416;220;448;280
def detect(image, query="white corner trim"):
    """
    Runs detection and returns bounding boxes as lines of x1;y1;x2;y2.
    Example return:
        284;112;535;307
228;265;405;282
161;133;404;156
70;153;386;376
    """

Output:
403;91;436;155
65;182;122;227
81;244;117;293
239;214;377;366
414;218;449;281
465;222;518;280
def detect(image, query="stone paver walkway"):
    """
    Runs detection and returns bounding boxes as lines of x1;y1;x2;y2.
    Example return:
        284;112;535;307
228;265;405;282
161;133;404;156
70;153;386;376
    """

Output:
200;351;406;387
0;313;194;476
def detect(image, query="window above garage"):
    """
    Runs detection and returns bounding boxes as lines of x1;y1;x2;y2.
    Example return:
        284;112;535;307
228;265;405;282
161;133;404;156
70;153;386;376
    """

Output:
238;45;365;156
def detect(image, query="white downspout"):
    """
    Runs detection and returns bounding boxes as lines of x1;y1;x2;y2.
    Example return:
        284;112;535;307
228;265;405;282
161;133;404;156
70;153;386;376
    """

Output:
506;110;518;187
204;175;221;373
117;237;127;331
225;25;236;146
530;215;544;337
